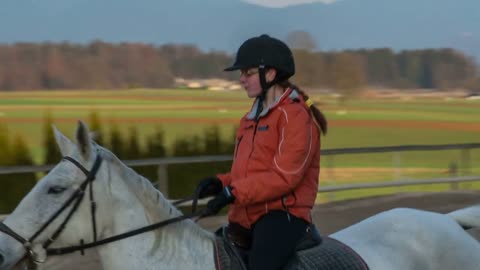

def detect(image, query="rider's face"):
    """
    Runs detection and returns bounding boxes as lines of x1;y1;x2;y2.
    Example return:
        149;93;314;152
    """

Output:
239;68;276;98
239;68;261;98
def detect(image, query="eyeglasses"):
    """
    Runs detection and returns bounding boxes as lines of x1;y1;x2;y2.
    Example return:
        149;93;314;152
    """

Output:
239;68;259;77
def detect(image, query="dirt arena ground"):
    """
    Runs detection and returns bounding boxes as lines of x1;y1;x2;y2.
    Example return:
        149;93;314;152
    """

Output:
13;190;480;269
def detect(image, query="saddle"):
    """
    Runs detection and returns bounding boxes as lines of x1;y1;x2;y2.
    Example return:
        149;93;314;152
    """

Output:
213;224;369;270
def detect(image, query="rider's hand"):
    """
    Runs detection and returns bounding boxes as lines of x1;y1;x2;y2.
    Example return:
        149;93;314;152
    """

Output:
204;186;235;216
195;176;223;199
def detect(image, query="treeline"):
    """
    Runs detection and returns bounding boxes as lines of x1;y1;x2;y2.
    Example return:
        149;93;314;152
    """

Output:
0;41;233;90
0;41;478;91
0;112;236;213
293;48;479;92
0;125;36;213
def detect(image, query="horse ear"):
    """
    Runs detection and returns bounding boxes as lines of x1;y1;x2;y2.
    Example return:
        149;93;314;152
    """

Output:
53;125;72;156
75;120;93;160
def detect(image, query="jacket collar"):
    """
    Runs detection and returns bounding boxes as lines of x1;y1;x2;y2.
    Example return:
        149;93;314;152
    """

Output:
246;87;300;120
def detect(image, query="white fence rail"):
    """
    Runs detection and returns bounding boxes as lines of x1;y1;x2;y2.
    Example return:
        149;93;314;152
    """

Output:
0;143;479;204
2;176;480;222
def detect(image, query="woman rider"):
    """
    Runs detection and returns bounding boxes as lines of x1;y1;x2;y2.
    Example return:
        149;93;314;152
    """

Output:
196;34;327;270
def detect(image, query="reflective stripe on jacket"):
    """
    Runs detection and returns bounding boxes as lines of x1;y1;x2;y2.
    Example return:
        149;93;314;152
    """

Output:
217;88;321;229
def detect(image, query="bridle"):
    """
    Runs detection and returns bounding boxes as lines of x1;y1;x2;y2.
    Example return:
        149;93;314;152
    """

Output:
0;154;207;267
0;155;103;264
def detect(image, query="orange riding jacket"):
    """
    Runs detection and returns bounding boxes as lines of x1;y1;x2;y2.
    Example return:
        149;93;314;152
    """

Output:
217;88;321;229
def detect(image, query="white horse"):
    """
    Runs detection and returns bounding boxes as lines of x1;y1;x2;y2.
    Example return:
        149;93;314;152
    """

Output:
1;121;480;270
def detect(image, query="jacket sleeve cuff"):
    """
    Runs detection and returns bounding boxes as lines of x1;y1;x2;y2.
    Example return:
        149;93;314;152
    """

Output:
216;173;231;187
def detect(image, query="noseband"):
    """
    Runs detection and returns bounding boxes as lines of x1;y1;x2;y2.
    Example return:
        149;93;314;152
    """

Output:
0;155;103;264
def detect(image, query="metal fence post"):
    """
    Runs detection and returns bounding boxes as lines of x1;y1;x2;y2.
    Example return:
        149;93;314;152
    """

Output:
449;161;459;190
393;151;402;180
460;148;472;175
392;151;403;193
325;155;336;202
157;164;169;197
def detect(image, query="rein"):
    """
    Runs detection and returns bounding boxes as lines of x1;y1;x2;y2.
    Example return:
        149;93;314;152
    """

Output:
47;209;206;255
0;154;208;264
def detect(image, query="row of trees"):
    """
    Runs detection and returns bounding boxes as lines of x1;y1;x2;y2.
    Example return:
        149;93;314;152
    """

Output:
293;48;479;92
0;125;37;213
0;112;236;213
0;41;478;91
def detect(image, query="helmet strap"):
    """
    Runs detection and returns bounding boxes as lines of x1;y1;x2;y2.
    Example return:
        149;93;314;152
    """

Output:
254;96;264;121
256;66;270;121
255;65;281;121
259;66;269;95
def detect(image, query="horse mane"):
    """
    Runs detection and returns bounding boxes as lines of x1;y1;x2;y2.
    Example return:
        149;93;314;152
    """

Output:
96;146;213;253
97;146;180;219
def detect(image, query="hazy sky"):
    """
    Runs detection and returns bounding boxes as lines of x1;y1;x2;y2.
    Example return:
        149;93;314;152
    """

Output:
0;0;478;61
243;0;339;8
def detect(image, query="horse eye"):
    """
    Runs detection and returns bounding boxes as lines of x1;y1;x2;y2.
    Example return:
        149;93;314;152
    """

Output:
48;186;67;194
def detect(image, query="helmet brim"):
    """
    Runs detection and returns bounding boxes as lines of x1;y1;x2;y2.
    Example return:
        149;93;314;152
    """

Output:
224;65;243;71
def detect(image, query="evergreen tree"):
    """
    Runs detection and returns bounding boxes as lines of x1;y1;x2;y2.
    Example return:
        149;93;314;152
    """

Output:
12;135;34;165
0;124;10;165
172;137;193;157
135;127;168;188
109;124;125;159
0;131;36;213
88;110;104;146
204;125;221;154
8;135;36;210
146;126;167;158
125;126;142;159
0;123;12;212
168;126;233;199
43;112;62;165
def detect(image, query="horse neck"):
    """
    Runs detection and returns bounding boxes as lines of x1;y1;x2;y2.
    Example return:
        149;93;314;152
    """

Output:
97;218;217;270
95;163;216;270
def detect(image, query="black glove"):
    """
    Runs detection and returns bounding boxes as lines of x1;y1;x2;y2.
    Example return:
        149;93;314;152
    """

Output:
195;176;223;199
205;186;235;216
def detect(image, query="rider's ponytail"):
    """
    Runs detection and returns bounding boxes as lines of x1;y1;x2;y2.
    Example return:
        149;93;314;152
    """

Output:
280;81;327;135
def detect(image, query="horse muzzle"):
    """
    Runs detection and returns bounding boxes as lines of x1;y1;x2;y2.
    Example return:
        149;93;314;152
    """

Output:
0;239;28;270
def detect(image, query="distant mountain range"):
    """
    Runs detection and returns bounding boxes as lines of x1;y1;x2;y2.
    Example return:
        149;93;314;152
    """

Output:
1;0;479;61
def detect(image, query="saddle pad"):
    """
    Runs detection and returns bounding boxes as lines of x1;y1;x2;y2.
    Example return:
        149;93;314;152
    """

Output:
286;237;369;270
214;236;369;270
214;235;247;270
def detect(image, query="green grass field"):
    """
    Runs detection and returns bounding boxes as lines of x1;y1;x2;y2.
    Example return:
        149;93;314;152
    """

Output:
1;88;479;201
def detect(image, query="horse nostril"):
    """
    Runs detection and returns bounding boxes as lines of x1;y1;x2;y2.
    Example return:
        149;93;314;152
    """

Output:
0;253;3;265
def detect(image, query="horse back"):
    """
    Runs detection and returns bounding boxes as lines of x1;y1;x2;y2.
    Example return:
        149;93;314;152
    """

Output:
214;224;368;270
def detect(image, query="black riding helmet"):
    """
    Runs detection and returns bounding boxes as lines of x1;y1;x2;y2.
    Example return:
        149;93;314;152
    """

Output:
225;34;295;92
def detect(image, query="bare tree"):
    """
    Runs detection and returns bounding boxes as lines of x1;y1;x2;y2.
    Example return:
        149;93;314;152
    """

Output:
285;30;317;51
329;52;367;97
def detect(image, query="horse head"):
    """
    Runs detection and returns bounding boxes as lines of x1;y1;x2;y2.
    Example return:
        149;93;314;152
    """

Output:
0;121;111;269
0;121;206;270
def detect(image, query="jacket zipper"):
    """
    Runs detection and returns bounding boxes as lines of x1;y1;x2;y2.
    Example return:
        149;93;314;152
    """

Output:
248;121;259;158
